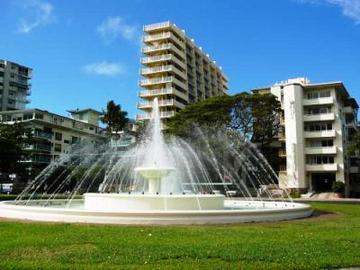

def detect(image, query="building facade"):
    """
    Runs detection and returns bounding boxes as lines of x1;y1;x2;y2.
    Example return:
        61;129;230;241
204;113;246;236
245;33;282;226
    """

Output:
137;21;228;126
0;59;32;111
252;78;359;196
0;108;105;178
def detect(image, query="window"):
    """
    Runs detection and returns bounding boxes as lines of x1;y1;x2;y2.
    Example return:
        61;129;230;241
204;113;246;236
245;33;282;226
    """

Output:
307;90;331;99
71;136;79;144
35;113;44;120
23;114;33;120
55;132;62;141
54;143;62;152
306;155;335;164
304;122;333;132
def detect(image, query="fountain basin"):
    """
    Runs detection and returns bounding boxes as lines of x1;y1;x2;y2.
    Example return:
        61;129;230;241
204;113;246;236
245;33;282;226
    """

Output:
0;199;313;225
134;167;175;179
84;193;225;211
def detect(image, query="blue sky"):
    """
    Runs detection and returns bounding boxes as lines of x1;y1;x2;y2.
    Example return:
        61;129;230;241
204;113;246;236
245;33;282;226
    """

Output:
1;0;360;119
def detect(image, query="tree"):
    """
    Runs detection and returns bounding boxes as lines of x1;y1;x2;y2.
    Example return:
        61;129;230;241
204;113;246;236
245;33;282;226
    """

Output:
101;100;129;134
167;93;281;149
348;130;360;156
166;95;234;136
0;123;33;175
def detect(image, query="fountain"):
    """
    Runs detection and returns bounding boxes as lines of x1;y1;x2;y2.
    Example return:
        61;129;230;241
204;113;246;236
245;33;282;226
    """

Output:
0;98;312;224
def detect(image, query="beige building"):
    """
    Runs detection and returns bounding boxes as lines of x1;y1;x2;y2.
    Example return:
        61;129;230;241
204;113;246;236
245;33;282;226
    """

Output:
252;78;359;196
137;21;228;126
0;108;104;172
0;59;32;112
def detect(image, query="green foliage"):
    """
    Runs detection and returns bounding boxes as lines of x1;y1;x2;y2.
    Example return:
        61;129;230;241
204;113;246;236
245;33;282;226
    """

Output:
0;203;359;269
348;129;360;156
0;123;33;175
167;93;281;149
289;190;301;198
166;95;234;137
332;181;345;193
101;100;129;134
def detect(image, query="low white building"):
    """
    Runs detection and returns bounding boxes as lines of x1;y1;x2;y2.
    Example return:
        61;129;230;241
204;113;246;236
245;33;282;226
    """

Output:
252;78;359;196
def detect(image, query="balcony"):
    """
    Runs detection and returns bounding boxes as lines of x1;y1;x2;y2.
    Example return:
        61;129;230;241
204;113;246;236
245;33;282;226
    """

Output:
343;106;355;114
141;54;171;64
303;112;335;122
306;164;338;172
304;130;336;138
141;65;173;75
137;99;175;109
142;43;171;53
305;146;337;155
143;32;171;42
136;111;175;121
144;21;171;32
303;96;334;106
278;150;286;157
350;166;360;174
33;131;53;140
138;88;174;98
143;32;184;47
139;76;173;86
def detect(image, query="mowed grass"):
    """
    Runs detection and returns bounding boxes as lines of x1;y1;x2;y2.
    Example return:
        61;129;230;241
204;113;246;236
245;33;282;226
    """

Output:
0;202;359;269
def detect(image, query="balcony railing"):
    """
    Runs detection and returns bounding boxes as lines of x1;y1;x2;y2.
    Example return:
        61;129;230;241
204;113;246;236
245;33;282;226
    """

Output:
138;88;174;97
139;76;173;86
142;43;171;53
304;130;336;138
144;21;171;31
303;96;334;106
136;111;175;121
137;99;174;109
278;150;286;157
141;54;172;64
141;65;173;75
305;146;337;155
143;32;171;42
306;164;338;172
33;131;52;140
303;112;335;122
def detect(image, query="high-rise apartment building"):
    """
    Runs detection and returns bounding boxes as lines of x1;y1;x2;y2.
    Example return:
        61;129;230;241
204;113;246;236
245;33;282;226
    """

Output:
137;21;228;126
252;78;360;197
0;59;32;111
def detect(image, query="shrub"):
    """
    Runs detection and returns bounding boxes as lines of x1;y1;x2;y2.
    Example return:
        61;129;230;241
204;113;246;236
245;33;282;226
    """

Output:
332;181;345;194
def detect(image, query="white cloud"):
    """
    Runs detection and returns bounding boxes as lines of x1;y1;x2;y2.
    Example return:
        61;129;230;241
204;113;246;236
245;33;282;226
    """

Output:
83;61;125;77
297;0;360;24
17;0;54;33
97;17;139;43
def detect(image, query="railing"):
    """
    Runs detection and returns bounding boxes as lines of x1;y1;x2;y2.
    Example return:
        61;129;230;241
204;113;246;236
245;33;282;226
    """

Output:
303;96;334;106
304;130;336;138
141;65;173;75
139;76;173;86
303;112;335;122
136;111;175;120
33;131;52;139
138;88;173;97
144;21;171;31
138;99;174;108
142;43;171;53
141;54;172;64
143;32;171;42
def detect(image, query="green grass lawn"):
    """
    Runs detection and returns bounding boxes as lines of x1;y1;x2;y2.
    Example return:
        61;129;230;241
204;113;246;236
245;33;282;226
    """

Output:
0;202;359;269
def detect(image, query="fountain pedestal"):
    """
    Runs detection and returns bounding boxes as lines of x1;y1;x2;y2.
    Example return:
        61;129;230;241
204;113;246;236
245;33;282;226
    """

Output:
134;166;175;194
